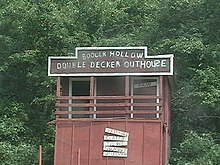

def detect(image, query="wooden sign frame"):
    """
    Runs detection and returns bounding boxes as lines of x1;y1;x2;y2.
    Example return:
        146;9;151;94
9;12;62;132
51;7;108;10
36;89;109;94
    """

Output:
48;47;174;76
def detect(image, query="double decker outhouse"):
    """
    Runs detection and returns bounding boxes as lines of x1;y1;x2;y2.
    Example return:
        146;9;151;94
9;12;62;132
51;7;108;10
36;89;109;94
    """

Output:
48;47;174;165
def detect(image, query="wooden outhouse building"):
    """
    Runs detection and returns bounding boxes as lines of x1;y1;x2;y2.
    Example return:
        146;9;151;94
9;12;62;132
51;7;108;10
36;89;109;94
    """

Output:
48;47;174;165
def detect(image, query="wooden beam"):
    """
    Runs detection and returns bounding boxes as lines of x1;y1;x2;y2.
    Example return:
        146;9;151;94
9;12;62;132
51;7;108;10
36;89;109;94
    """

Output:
56;77;61;97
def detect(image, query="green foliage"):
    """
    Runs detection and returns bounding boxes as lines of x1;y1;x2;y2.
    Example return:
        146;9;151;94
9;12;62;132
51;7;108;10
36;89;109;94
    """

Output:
151;0;220;164
0;100;39;164
0;142;38;165
170;131;220;165
193;67;220;107
0;1;56;164
0;101;27;143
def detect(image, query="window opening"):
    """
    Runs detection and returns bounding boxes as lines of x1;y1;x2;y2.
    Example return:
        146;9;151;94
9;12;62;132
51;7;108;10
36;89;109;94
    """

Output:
69;78;90;118
96;77;125;118
130;77;160;119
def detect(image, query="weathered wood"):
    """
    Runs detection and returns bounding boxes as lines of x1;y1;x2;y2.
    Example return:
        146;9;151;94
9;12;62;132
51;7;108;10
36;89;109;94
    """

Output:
55;110;162;115
56;102;162;108
56;95;162;100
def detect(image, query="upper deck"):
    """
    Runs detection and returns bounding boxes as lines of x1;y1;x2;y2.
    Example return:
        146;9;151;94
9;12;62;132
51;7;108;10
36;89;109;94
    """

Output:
55;76;169;121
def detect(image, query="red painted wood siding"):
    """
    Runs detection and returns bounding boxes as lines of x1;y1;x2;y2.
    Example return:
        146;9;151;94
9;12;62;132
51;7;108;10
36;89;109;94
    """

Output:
54;120;163;165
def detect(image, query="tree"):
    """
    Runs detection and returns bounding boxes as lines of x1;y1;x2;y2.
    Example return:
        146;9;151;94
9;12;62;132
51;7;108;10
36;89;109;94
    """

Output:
170;131;220;165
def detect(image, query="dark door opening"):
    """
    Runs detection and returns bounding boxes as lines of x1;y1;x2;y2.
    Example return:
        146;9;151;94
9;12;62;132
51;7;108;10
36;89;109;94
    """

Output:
70;79;90;118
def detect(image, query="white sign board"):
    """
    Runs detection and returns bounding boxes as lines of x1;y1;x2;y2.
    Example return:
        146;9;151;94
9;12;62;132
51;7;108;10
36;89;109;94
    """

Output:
105;128;129;137
103;141;128;147
104;135;128;141
48;47;174;76
103;151;127;157
103;146;128;153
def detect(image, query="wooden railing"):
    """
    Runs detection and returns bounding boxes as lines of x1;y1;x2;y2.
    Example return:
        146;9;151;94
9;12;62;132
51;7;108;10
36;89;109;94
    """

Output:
55;95;163;120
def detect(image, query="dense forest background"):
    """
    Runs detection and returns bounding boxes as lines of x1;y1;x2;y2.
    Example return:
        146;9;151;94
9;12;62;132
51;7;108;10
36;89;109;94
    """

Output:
0;0;219;164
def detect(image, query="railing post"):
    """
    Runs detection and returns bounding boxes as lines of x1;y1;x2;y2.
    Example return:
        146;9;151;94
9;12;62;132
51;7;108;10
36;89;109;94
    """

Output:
125;76;130;118
90;77;96;118
56;77;61;119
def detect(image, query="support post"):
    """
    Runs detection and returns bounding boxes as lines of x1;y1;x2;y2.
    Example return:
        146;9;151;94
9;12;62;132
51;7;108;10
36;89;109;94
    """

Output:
125;76;130;118
77;148;81;165
57;77;61;97
39;145;42;165
56;77;61;119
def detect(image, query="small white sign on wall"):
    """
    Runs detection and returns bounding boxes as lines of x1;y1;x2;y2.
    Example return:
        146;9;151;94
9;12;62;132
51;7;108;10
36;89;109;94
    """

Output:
103;135;128;141
103;141;128;147
103;146;128;153
103;151;128;157
105;127;129;137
